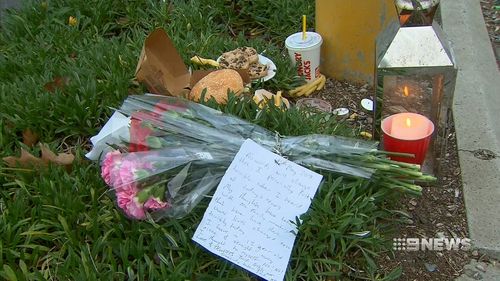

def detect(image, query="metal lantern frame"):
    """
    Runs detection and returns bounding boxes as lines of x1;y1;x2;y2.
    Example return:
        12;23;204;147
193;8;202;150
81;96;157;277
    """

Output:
374;19;457;175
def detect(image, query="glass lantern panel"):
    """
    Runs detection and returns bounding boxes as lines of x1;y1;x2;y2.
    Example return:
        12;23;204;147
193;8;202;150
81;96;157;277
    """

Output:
381;74;444;126
379;73;446;174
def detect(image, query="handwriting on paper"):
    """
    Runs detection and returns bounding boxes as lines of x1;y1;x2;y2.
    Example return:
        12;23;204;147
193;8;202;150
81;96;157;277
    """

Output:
193;139;323;281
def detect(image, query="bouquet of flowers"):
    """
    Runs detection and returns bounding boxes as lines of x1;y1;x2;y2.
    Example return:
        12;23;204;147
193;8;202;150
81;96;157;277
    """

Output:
87;94;434;220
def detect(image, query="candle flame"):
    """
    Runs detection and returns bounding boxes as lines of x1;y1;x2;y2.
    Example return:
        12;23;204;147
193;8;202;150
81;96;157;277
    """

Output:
406;117;412;127
403;86;409;97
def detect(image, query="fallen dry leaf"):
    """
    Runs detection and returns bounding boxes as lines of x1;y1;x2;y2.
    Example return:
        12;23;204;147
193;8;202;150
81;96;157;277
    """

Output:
43;76;70;93
39;143;74;167
22;129;39;147
3;149;44;168
3;143;74;171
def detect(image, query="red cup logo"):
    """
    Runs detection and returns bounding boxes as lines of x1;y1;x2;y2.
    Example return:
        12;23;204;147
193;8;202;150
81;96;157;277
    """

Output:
294;52;312;80
303;61;311;80
294;52;303;76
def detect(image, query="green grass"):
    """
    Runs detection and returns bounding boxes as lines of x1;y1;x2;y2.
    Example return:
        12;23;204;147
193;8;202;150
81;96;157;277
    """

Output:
1;1;404;280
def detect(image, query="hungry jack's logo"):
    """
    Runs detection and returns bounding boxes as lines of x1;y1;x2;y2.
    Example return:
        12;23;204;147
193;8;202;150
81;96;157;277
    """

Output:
294;52;312;80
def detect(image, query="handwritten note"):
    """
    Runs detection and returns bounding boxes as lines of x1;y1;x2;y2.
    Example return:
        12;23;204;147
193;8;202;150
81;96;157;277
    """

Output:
192;139;323;281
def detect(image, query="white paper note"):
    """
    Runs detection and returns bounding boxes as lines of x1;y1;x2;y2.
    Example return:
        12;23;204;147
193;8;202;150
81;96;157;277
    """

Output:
192;139;323;281
85;111;130;161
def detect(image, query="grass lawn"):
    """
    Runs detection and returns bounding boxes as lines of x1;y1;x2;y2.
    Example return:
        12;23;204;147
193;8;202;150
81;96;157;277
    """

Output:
1;1;408;280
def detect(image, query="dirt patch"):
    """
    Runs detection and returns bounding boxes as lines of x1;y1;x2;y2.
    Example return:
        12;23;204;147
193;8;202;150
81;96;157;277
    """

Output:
377;118;472;280
305;77;471;280
481;0;500;68
298;78;375;133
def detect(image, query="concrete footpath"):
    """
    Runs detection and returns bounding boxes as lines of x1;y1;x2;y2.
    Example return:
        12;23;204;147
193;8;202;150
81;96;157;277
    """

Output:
441;0;500;261
0;0;20;23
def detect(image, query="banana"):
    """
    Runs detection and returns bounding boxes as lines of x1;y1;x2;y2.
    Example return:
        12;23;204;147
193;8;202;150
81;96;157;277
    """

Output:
190;55;219;67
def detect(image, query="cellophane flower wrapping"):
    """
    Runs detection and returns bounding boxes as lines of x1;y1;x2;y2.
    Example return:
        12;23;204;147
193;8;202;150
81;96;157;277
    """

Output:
88;94;386;221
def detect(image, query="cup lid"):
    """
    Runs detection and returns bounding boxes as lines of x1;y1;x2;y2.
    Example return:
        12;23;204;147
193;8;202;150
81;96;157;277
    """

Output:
285;32;322;49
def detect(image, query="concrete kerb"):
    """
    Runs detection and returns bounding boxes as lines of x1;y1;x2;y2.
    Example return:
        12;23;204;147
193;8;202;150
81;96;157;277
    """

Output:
455;259;500;281
0;0;21;24
441;0;500;259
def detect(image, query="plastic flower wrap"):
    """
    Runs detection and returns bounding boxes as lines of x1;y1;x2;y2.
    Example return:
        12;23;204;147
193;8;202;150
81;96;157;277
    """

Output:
87;94;434;220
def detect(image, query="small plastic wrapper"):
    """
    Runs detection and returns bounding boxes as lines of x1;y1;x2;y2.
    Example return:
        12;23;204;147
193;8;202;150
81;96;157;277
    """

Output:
88;94;381;220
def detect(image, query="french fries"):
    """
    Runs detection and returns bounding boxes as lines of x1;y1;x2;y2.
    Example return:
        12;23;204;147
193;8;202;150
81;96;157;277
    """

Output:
253;89;290;110
288;74;326;97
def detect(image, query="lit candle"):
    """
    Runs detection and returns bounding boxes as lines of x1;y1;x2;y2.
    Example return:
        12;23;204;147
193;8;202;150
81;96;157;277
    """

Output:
390;113;430;140
381;112;435;165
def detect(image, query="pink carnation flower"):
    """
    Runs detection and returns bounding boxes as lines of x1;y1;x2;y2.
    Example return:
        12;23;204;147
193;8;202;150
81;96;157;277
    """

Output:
101;151;122;186
116;187;145;220
124;198;146;220
144;197;169;210
116;158;138;187
103;153;153;190
102;151;164;220
116;185;138;208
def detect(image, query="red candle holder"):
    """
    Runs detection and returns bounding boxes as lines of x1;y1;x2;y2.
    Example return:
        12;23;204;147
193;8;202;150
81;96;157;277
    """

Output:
381;113;435;165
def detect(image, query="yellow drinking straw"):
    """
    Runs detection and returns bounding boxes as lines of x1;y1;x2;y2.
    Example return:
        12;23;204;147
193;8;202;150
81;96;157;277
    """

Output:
302;15;307;40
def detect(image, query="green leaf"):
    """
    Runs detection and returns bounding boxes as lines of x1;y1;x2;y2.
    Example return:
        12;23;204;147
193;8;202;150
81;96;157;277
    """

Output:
136;189;150;203
383;266;403;281
361;248;377;272
146;136;162;149
2;265;18;281
18;260;28;278
134;169;150;181
152;185;166;199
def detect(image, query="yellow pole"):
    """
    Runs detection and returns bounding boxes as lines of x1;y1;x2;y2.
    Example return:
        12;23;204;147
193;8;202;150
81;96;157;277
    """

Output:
316;0;397;85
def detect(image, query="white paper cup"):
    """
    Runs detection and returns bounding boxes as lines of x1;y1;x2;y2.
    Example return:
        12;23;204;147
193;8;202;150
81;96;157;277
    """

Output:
285;31;323;83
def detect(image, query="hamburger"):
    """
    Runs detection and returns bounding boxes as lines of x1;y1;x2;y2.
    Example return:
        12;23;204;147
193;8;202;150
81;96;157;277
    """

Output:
189;69;244;104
